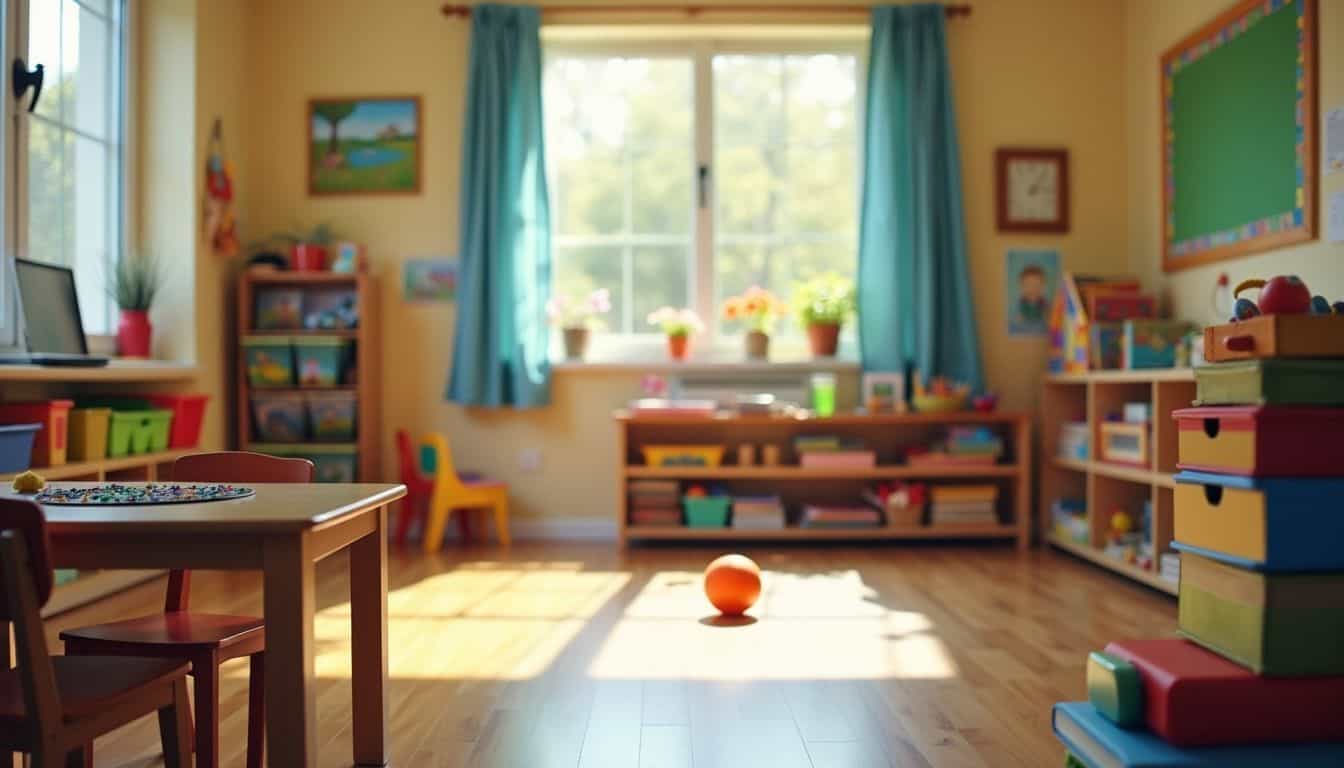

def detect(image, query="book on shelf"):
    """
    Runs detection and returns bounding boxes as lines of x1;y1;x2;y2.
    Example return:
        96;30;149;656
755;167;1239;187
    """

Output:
629;509;682;526
799;505;881;528
799;451;876;469
929;485;998;503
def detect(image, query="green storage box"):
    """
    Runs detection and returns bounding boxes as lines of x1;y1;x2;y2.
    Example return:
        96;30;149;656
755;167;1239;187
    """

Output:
107;409;173;456
1178;551;1344;676
243;336;296;388
1194;359;1344;406
293;336;350;388
684;496;730;528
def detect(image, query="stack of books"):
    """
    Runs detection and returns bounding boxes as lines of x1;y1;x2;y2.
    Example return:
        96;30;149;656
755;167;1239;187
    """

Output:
928;485;998;525
731;496;785;530
906;426;1004;466
799;504;880;529
627;480;681;527
794;435;876;469
1052;304;1344;766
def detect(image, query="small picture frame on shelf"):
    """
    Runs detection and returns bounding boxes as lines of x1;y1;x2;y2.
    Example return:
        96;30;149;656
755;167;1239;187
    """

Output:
862;373;905;413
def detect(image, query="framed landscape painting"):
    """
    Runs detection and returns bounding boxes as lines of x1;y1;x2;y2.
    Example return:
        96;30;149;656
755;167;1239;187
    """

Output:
308;96;421;195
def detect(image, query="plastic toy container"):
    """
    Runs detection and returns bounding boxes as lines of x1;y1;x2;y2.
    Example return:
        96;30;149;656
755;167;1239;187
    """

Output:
243;336;296;388
642;445;725;467
251;393;308;443
684;496;731;528
293;336;350;387
0;424;41;473
107;408;174;457
305;391;356;441
254;288;304;330
252;443;357;483
0;400;74;467
68;408;112;462
144;394;210;449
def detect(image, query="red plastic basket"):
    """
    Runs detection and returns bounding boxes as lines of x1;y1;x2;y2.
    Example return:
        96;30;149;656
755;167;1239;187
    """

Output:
144;394;210;449
0;400;73;467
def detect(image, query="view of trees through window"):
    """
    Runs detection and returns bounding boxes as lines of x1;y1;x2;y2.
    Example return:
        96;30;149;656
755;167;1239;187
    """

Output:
544;46;859;342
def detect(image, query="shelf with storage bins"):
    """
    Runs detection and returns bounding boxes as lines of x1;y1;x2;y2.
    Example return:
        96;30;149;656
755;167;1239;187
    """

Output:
615;409;1032;548
1040;368;1196;595
235;271;380;481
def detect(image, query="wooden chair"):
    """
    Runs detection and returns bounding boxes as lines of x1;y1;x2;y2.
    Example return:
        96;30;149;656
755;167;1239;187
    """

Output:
420;432;511;553
0;497;192;768
60;451;314;768
393;429;470;547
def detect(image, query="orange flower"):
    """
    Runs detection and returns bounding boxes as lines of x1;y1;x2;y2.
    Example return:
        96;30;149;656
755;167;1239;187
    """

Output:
722;298;743;320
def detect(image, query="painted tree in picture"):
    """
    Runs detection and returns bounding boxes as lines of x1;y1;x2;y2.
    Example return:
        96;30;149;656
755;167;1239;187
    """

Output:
309;97;421;195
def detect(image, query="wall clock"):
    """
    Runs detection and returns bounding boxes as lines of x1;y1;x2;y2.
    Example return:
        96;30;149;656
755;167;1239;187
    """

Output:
995;148;1069;233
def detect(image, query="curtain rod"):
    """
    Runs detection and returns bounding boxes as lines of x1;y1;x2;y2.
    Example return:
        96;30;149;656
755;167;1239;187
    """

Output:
441;4;972;20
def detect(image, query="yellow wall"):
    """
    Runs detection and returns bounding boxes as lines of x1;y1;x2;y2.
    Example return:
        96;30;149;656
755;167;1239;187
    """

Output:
228;0;1130;528
1125;0;1344;324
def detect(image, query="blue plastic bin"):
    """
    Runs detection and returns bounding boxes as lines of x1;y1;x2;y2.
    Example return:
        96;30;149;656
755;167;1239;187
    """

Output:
0;423;41;473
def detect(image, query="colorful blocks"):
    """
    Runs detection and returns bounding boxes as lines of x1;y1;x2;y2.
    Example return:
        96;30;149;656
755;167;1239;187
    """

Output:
1087;651;1143;728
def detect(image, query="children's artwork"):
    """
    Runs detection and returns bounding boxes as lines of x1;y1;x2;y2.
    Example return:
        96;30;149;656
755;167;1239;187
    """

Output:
1006;249;1059;336
308;96;421;195
403;258;458;302
862;373;905;413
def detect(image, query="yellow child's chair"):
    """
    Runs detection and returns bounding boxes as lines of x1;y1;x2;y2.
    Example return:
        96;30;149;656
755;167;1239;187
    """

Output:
420;432;511;552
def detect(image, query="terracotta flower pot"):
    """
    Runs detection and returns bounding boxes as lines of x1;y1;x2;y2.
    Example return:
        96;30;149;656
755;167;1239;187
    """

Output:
745;330;770;360
807;322;842;357
291;243;329;272
562;327;590;360
667;334;691;361
117;309;153;358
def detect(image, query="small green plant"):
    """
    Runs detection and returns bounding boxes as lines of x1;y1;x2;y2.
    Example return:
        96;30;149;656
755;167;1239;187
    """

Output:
792;273;856;326
268;223;336;247
108;253;163;311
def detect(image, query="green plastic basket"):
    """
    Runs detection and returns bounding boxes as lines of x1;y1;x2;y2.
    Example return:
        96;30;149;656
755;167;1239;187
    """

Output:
107;409;173;457
684;496;731;528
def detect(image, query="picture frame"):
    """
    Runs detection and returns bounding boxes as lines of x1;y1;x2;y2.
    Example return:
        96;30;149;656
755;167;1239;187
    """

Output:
1005;249;1060;336
402;258;457;302
862;373;906;413
308;96;422;196
995;148;1070;233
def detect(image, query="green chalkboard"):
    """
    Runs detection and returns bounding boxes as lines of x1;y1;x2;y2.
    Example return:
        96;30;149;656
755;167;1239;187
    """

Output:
1161;0;1317;271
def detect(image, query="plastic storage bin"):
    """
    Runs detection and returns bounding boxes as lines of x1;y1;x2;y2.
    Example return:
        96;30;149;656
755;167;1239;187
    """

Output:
0;424;41;473
684;496;731;528
293;336;350;387
144;394;210;449
642;445;725;467
305;391;356;441
0;400;74;467
107;409;174;457
243;336;296;388
251;393;308;443
254;288;304;330
68;408;111;462
251;443;357;483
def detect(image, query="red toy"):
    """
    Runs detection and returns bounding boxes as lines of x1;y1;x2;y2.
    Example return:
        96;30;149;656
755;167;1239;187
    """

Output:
703;554;761;616
1105;637;1344;747
1254;275;1312;315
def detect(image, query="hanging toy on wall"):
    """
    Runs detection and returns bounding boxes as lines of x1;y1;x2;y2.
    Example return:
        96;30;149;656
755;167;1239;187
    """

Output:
203;118;240;258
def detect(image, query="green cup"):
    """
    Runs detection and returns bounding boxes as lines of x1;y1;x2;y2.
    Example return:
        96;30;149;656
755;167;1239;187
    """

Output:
811;373;837;417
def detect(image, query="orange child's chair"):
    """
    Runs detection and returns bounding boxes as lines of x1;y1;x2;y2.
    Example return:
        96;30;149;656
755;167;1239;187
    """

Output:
419;432;511;553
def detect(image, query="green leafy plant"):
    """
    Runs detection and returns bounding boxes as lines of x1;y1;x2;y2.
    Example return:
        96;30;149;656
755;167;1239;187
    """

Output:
268;223;336;247
108;253;163;311
792;273;856;326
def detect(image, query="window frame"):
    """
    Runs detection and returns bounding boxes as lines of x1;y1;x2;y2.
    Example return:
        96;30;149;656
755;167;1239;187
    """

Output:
543;35;867;362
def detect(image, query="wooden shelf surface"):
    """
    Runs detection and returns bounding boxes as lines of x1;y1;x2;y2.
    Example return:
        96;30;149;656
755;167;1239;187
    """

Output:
0;449;196;482
242;271;363;285
1047;534;1177;595
615;410;1028;425
627;464;1021;479
0;361;199;383
1051;457;1176;488
1045;368;1195;384
627;523;1019;541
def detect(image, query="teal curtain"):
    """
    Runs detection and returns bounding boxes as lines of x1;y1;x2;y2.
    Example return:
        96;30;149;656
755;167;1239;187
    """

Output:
448;4;551;407
858;4;982;390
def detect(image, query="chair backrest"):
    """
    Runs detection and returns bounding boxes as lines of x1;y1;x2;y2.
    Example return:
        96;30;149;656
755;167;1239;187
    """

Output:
395;429;421;485
165;451;315;611
0;498;53;620
0;498;62;726
421;433;468;498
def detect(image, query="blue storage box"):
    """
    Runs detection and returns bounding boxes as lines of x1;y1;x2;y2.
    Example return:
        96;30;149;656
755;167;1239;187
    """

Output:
294;336;350;388
243;336;296;388
250;393;308;443
0;423;42;473
1172;470;1344;572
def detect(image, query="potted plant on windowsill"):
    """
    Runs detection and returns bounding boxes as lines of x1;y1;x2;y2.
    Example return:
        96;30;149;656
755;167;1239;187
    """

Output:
109;253;163;358
646;307;705;361
547;288;611;361
722;286;787;360
793;273;856;358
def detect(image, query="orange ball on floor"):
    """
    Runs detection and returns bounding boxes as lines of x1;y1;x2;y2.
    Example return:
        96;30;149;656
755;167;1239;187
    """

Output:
703;554;761;616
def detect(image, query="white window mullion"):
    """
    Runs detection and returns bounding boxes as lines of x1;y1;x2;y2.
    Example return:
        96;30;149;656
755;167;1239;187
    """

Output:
692;42;714;340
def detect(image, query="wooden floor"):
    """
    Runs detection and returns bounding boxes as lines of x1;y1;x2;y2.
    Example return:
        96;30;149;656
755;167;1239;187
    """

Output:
42;543;1177;767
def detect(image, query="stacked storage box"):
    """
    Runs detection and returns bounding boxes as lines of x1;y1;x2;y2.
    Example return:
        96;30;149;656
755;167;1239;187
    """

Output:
1050;311;1344;766
245;333;357;481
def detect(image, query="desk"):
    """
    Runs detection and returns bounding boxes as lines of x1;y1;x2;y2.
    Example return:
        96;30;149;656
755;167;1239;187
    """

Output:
13;482;407;767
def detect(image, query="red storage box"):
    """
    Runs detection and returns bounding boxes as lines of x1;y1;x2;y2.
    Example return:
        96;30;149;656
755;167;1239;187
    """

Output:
1173;405;1344;476
0;400;73;467
144;394;210;449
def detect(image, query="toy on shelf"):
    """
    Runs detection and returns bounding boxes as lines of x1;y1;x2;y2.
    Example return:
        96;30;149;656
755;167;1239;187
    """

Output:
1099;419;1149;466
1123;320;1195;369
1050;272;1149;373
1051;498;1087;543
863;481;927;527
1205;274;1344;363
907;426;1004;467
911;372;970;413
1102;501;1152;569
972;393;998;412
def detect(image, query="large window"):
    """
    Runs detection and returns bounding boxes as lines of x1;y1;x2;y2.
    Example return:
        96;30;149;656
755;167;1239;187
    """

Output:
3;0;127;339
544;42;861;352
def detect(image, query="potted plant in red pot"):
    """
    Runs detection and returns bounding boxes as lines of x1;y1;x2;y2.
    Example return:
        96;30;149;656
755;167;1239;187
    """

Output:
793;273;855;357
646;307;704;361
272;223;336;271
109;254;162;358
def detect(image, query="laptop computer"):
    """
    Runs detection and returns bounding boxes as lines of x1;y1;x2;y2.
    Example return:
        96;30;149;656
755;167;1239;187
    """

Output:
0;258;109;367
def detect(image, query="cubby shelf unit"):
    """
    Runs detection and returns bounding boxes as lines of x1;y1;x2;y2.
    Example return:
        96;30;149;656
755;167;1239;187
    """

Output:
1039;368;1197;596
616;410;1032;548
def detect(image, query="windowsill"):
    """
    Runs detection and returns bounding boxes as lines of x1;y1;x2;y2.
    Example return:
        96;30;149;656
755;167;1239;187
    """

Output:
552;356;859;374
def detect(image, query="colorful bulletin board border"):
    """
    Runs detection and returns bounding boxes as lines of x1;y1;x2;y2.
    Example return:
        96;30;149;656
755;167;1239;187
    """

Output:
1161;0;1318;271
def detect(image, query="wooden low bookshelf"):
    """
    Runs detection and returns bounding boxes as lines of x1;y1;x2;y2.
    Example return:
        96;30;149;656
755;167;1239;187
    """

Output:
1040;368;1196;596
615;410;1032;549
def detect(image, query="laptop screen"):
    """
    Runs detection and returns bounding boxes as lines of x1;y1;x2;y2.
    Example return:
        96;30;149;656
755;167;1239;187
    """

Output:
14;258;88;355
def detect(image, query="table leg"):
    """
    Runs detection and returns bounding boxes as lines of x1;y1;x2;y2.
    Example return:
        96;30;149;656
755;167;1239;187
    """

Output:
264;532;317;767
350;506;390;766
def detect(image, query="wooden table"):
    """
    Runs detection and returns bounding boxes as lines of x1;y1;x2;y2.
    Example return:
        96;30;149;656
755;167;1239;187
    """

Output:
14;482;406;768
